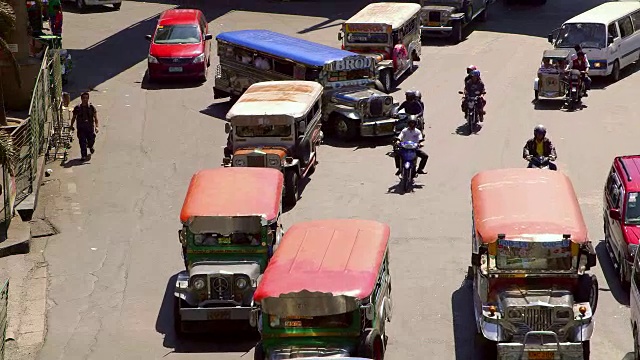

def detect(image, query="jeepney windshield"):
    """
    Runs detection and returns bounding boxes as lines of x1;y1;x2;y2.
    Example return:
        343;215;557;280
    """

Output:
154;25;201;44
268;312;354;329
193;232;262;246
625;192;640;225
346;32;389;44
555;23;606;49
235;124;292;137
495;239;573;271
327;69;372;82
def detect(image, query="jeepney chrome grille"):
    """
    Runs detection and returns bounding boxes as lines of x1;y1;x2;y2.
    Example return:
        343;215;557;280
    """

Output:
247;155;266;167
209;275;233;300
428;12;441;22
368;97;384;117
158;57;193;65
521;307;553;332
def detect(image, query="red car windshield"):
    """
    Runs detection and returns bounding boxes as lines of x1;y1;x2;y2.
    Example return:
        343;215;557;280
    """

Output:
154;25;200;44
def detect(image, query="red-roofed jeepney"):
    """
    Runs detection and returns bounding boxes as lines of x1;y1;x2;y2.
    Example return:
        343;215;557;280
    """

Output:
175;167;284;335
249;219;392;360
470;169;598;360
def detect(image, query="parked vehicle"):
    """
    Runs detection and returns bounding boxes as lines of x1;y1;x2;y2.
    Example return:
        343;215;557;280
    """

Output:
470;168;598;359
419;0;489;44
396;140;419;192
566;69;583;110
222;81;323;207
339;2;422;93
144;9;213;82
548;1;640;82
174;167;285;335
534;49;572;101
214;30;399;140
250;219;392;360
458;90;483;133
603;155;640;289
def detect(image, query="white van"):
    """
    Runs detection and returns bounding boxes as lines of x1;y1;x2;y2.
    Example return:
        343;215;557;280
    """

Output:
548;1;640;81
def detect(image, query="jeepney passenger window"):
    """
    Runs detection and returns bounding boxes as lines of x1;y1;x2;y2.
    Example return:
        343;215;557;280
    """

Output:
294;66;306;80
235;48;253;65
254;55;272;71
273;59;294;76
403;19;416;36
305;69;321;81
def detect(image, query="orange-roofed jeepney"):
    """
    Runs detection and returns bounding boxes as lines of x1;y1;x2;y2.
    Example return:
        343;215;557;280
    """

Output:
469;169;597;360
174;167;284;336
249;219;392;360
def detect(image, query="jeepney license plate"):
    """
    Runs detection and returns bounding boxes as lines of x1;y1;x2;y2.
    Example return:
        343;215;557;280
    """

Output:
380;123;394;133
169;67;183;73
529;351;554;360
427;22;440;26
207;311;231;320
217;237;231;244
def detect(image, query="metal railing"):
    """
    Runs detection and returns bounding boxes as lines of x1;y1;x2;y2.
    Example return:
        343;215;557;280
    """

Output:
0;279;8;360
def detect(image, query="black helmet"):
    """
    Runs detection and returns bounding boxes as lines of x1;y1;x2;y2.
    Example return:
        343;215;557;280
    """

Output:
405;90;416;100
407;118;417;125
534;124;547;137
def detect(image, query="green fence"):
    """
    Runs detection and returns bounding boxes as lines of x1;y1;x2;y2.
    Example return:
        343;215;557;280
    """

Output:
0;279;8;360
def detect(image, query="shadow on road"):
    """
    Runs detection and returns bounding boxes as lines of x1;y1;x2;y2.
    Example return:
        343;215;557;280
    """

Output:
595;240;630;306
451;277;478;360
454;121;483;136
533;99;564;111
140;72;206;91
155;273;258;354
62;4;120;14
61;157;89;168
199;102;232;120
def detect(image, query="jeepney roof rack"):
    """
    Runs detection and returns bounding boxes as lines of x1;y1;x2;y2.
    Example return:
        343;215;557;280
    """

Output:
617;157;632;182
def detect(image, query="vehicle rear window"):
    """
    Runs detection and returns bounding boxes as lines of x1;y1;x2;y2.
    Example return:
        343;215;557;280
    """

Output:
154;25;200;44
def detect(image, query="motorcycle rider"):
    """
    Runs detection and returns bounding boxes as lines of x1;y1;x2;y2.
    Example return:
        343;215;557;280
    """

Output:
394;118;428;176
464;65;477;83
523;124;558;171
566;45;591;96
461;70;486;121
398;90;424;116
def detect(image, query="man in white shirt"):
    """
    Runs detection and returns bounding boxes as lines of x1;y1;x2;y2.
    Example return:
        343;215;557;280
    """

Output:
394;118;428;175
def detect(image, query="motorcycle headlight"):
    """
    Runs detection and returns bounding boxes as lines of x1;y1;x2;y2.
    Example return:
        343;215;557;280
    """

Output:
193;53;205;63
192;277;206;290
507;309;523;319
148;55;159;64
235;277;248;289
234;158;246;167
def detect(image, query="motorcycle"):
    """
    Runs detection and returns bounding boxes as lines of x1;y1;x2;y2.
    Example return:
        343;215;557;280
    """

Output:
527;156;556;170
395;140;420;192
458;90;484;133
393;109;425;135
565;69;582;110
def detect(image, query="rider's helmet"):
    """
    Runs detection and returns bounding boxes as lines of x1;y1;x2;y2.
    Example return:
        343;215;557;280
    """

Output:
407;118;418;126
466;65;477;74
470;70;481;78
414;90;422;101
534;124;547;137
405;90;416;101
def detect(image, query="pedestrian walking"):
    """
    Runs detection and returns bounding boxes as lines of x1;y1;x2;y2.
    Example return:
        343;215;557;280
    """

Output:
51;4;63;37
70;92;99;161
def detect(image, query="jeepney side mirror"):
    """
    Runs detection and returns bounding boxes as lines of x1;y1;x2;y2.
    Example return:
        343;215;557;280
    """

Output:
145;34;152;41
298;121;306;133
204;34;213;41
471;246;487;267
249;309;259;327
609;208;621;220
224;122;231;134
338;31;343;41
608;35;615;46
178;229;186;246
547;34;553;43
362;304;375;321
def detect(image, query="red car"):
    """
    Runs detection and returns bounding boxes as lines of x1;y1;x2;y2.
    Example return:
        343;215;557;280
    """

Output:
604;155;640;288
145;9;212;82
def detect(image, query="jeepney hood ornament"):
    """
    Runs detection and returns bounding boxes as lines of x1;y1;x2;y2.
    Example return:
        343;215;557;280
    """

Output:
190;261;261;279
500;289;573;307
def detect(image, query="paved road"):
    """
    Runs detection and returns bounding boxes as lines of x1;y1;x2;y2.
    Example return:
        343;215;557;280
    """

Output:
35;0;640;358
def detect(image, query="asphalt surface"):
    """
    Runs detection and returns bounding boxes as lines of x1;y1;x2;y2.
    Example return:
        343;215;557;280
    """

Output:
35;0;640;359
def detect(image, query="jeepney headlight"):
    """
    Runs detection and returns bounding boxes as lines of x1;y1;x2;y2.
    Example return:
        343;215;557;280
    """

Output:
556;309;572;319
357;99;367;111
192;277;206;290
148;55;159;64
194;234;204;245
234;158;246;167
268;158;280;167
507;309;523;319
384;97;392;105
235;276;248;289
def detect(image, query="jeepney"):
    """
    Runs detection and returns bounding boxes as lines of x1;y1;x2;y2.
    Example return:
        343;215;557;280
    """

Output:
339;3;422;93
214;30;399;140
249;219;392;360
470;169;598;359
175;167;285;335
222;81;323;207
534;49;572;101
419;0;489;44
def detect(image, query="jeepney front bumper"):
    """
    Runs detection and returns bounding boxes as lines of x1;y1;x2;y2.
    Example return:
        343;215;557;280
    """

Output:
498;335;584;360
179;305;252;321
360;117;398;137
268;347;351;359
420;25;453;32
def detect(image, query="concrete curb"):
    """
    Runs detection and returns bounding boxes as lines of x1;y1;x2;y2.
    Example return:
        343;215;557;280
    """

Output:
0;220;31;259
16;150;48;222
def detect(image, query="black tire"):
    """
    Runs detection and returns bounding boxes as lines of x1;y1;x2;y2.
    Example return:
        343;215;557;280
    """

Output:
402;168;412;192
467;111;474;134
254;341;265;360
380;69;393;93
611;60;620;82
475;332;497;359
284;170;299;206
582;340;590;360
479;4;488;22
330;114;359;141
173;297;184;338
575;274;599;315
620;258;631;290
358;329;384;360
112;2;121;9
534;90;539;101
451;21;463;44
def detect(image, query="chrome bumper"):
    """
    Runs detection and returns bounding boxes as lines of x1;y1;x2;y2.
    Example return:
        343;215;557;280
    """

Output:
420;25;453;32
360;117;398;137
179;304;252;321
498;342;584;359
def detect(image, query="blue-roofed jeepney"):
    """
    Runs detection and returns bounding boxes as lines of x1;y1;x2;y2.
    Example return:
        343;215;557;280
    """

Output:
214;29;400;140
